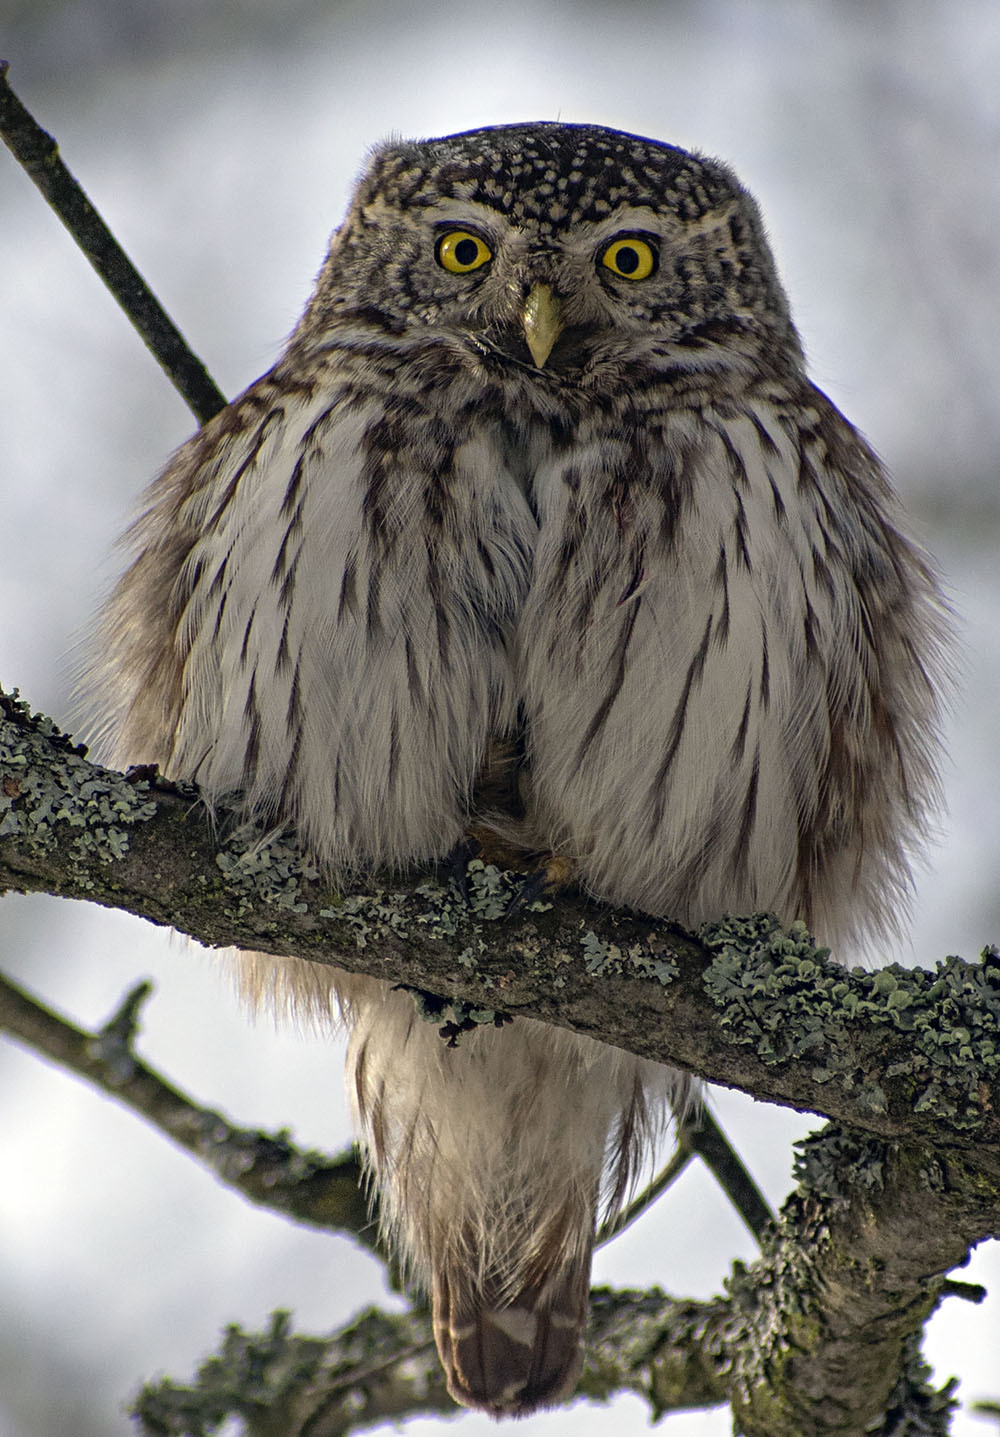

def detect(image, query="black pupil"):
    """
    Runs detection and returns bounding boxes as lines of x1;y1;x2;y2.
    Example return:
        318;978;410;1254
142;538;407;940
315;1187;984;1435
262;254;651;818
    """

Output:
454;237;479;267
615;245;640;274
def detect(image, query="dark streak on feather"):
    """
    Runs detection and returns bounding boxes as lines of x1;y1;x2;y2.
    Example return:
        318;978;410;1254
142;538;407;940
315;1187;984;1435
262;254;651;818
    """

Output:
239;607;256;666
206;553;228;600
271;503;305;586
713;546;731;647
768;472;787;524
279;397;344;518
387;709;400;793
206;409;282;531
733;750;760;877
242;674;261;784
732;491;751;571
730;682;753;765
759;624;771;709
649;613;714;833
338;556;358;623
749;408;782;457
275;608;293;675
366;562;383;641
211;589;228;641
278;548;298;611
404;634;424;706
714;422;751;492
575;600;642;765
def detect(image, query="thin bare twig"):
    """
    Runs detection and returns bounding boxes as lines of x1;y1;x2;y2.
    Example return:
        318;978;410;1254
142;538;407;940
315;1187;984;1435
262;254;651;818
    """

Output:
685;1105;775;1241
0;61;227;425
597;1104;776;1249
596;1144;694;1247
0;968;379;1251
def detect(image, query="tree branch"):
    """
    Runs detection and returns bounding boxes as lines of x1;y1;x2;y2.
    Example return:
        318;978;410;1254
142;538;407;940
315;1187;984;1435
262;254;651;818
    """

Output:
132;1309;454;1437
0;966;377;1250
0;63;227;424
3;688;1000;1162
131;1119;974;1436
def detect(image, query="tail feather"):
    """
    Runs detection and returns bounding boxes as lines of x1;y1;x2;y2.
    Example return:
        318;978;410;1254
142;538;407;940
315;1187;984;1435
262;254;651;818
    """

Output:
346;990;684;1416
434;1258;590;1416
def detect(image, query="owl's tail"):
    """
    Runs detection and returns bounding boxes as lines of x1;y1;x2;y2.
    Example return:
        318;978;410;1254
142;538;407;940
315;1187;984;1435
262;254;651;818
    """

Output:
345;977;679;1417
433;1242;590;1416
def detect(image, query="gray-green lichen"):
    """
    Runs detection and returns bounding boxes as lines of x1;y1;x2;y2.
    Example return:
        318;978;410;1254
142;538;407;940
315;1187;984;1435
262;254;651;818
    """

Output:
215;832;319;916
580;928;679;985
196;804;542;953
718;1198;955;1436
315;858;546;949
700;913;1000;1128
692;1190;831;1436
131;1308;453;1437
0;690;157;880
403;987;511;1044
792;1125;890;1210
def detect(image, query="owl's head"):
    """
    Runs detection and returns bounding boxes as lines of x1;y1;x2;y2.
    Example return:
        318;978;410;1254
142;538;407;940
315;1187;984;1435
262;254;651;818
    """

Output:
299;122;802;384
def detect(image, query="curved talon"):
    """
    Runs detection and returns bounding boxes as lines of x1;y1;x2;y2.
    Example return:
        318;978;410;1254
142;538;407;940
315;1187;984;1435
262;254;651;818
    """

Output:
505;869;549;916
441;838;481;901
506;855;576;915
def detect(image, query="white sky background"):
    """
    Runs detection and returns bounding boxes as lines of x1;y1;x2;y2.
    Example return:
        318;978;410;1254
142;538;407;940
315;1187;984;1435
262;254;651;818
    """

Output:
1;2;999;1433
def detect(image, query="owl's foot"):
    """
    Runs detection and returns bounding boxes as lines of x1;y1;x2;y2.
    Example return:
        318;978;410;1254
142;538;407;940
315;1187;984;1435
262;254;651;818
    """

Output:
505;854;576;915
441;831;531;903
440;837;482;901
454;828;575;913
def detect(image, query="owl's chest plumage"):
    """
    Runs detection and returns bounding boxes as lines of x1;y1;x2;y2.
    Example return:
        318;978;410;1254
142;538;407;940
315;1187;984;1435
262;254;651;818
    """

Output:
168;362;814;913
124;312;937;955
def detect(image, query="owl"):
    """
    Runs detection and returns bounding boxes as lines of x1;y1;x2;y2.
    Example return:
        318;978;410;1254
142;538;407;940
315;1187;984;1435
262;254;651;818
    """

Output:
86;122;948;1416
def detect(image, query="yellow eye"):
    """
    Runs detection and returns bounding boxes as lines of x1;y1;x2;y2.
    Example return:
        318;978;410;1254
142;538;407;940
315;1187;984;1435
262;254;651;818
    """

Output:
436;229;493;274
600;236;657;281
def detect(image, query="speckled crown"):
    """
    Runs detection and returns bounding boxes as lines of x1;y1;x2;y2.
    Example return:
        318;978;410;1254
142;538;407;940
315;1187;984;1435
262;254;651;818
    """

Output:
365;121;742;231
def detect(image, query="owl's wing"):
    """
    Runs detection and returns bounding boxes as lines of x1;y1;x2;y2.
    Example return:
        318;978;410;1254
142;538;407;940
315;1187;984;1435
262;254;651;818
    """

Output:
519;389;947;950
85;352;536;873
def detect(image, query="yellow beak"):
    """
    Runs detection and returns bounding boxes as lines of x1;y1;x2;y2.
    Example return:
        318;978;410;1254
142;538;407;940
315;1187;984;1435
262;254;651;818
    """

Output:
521;283;564;368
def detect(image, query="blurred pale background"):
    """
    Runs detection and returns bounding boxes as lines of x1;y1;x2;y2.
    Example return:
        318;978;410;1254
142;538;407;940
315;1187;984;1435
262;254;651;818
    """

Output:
1;2;998;1433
